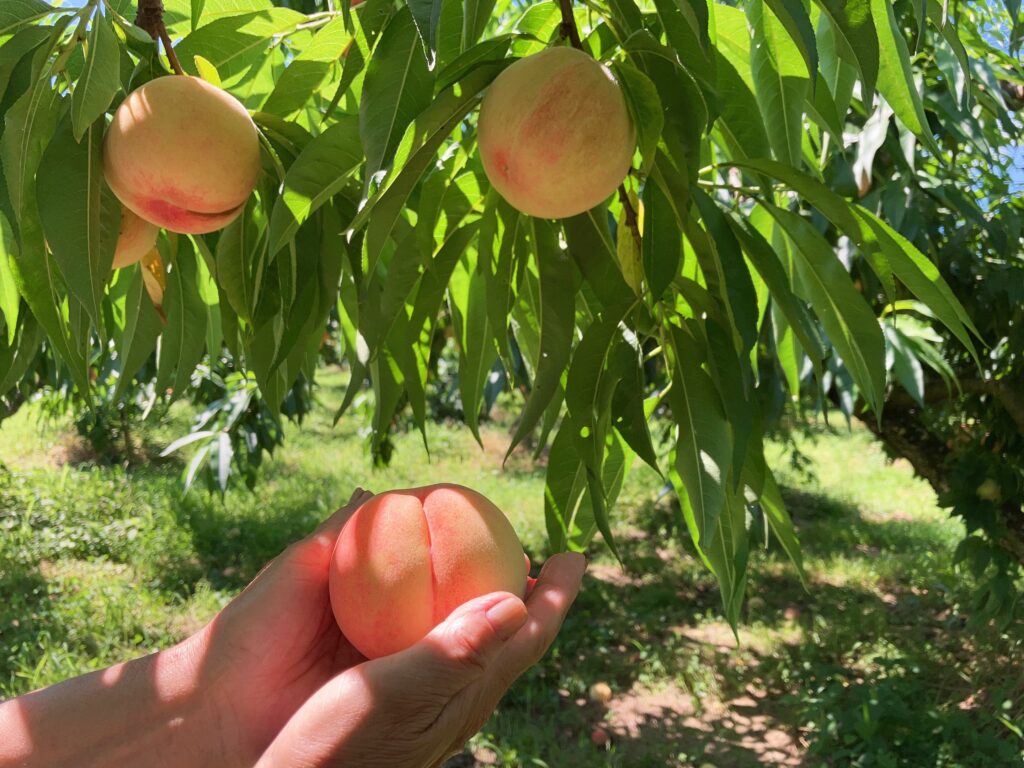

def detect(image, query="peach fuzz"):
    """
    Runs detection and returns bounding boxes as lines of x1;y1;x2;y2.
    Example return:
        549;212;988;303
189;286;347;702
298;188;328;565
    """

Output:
478;46;635;219
103;76;261;235
111;206;158;269
329;484;528;659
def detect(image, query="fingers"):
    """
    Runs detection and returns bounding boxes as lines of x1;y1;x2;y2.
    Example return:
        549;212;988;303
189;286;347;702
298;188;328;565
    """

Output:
375;592;529;702
313;487;375;538
499;552;586;675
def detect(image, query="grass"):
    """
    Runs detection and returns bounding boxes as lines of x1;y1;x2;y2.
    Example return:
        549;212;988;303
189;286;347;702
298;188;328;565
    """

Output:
1;368;1022;767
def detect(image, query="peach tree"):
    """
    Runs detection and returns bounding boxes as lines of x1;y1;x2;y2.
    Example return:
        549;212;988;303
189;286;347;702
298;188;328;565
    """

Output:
0;0;1014;623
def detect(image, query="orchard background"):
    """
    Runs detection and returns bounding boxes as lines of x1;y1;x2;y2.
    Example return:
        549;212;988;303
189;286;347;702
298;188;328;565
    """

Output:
1;0;1023;763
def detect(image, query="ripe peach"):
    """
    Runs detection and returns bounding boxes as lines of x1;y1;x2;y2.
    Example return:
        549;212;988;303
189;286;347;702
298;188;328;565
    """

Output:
478;46;635;219
103;75;261;235
111;206;158;269
329;484;528;659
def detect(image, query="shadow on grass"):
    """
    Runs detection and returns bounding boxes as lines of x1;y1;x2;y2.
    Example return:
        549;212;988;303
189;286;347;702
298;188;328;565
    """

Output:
463;487;1021;766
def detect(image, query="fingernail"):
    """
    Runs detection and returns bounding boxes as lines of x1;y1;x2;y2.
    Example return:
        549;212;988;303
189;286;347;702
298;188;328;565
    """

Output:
485;597;528;641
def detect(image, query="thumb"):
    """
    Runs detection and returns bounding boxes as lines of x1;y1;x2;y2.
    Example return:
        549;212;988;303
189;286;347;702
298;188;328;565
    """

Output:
390;592;528;698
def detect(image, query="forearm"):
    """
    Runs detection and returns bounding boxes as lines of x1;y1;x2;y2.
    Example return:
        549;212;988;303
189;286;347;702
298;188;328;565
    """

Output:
0;636;231;768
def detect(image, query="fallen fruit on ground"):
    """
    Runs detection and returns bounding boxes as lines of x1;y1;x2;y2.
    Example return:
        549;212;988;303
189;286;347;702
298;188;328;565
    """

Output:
588;682;613;704
478;46;635;219
103;75;261;235
330;483;528;659
112;206;158;269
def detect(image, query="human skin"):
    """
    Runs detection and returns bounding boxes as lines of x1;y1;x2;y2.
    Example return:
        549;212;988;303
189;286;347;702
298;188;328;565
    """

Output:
103;75;261;235
0;489;586;768
478;46;635;219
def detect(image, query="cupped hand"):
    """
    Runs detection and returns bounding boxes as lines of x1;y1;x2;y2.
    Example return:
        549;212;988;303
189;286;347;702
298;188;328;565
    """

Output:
186;488;586;768
188;488;378;764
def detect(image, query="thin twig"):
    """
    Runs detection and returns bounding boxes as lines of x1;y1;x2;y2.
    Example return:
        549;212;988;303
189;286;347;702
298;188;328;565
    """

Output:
557;0;584;50
136;0;184;76
158;26;185;75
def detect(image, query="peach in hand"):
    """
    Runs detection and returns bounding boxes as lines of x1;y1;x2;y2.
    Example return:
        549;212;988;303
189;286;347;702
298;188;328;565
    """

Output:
478;46;635;219
103;75;261;235
329;484;528;659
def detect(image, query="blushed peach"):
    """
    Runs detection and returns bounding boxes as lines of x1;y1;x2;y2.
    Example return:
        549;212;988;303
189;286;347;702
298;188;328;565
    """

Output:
111;206;158;269
478;47;635;219
329;484;528;659
103;75;260;235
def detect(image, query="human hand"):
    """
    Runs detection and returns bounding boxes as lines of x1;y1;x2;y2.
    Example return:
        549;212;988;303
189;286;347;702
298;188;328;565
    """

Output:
255;551;585;767
185;487;584;768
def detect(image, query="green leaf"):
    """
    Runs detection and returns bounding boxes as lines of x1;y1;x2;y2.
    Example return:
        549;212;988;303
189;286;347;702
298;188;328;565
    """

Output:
729;214;827;365
0;213;21;342
360;7;434;182
37;115;120;332
261;15;350;117
156;236;208;402
814;0;878;100
450;250;498;444
353;62;505;266
651;0;714;88
749;0;808;167
0;309;43;392
408;221;480;333
713;52;771;161
727;158;862;236
434;0;463;74
613;62;662;174
854;208;979;361
564;309;636;560
0;43;89;391
871;0;938;154
764;0;818;88
70;11;121;141
765;203;886;413
405;0;442;63
563;208;634;311
175;8;305;79
435;36;509;93
640;179;680;301
624;33;706;184
692;190;759;356
702;487;750;629
507;219;578;457
193;54;222;86
114;264;163;399
704;317;754;487
609;349;660;475
462;0;496;48
267;116;362;256
0;0;56;37
544;417;588;553
215;201;260;323
480;191;519;364
665;325;733;548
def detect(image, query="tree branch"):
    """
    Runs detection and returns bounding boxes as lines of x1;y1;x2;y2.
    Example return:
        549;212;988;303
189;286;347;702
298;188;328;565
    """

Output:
887;379;1024;435
557;0;584;50
843;388;1024;566
136;0;184;76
